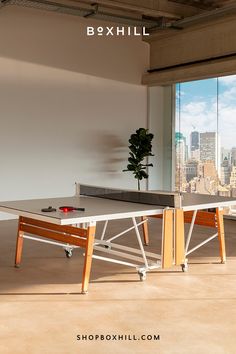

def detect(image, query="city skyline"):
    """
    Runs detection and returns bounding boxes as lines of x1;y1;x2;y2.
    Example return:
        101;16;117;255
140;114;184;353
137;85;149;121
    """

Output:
175;127;236;196
176;129;235;165
176;74;236;149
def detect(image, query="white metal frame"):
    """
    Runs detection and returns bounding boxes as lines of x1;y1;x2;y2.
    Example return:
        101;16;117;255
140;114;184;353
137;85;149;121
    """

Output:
184;209;218;257
20;216;162;280
91;217;162;278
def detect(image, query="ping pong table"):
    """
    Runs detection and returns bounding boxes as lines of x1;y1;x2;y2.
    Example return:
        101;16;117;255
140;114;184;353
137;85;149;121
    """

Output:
144;192;236;271
0;184;236;294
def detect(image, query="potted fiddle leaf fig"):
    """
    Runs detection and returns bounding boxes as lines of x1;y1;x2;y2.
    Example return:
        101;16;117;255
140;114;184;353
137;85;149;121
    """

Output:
123;128;154;190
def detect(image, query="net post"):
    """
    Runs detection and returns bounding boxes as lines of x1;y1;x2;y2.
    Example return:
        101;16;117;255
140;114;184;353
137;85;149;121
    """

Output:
75;182;80;196
174;193;182;208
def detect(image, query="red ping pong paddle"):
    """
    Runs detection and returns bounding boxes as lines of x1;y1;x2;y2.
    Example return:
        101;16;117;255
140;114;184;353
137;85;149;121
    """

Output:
59;206;85;213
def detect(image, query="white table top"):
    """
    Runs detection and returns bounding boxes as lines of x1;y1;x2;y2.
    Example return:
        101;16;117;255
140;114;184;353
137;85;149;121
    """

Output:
0;192;236;225
0;195;165;225
181;193;236;211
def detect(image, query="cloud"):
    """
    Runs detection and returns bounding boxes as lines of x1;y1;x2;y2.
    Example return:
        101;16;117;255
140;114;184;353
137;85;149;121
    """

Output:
177;90;186;97
178;96;236;149
219;86;236;103
218;74;236;86
179;101;216;137
182;101;207;115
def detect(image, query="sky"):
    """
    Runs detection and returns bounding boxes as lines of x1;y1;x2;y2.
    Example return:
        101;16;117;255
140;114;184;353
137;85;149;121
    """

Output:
176;74;236;150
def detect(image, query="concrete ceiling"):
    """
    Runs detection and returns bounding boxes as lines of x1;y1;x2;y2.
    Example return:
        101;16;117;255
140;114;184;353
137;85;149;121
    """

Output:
1;0;236;32
170;0;236;10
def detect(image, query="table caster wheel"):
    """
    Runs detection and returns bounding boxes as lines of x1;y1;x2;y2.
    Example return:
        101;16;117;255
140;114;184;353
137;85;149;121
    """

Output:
65;249;73;258
138;271;146;281
181;263;188;272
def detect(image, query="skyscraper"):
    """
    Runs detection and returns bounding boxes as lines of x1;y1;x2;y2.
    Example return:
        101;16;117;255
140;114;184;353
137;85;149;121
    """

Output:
190;131;200;160
200;132;217;164
221;147;231;163
231;147;236;166
221;158;231;185
175;132;187;191
175;132;187;166
185;161;198;182
230;166;236;188
190;131;199;152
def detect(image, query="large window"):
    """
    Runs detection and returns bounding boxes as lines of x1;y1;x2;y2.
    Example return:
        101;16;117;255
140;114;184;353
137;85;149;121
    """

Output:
175;75;236;201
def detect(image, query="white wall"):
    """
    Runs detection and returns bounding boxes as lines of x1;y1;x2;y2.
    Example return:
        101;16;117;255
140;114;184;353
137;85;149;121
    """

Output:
0;6;148;84
148;86;174;191
0;7;149;219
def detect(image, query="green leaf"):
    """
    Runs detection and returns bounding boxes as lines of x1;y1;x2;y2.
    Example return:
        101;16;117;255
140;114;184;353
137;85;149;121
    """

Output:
127;164;135;171
123;128;155;186
140;170;148;179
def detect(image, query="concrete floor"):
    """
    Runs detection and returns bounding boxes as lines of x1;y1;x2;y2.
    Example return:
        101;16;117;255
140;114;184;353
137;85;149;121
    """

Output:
0;217;236;354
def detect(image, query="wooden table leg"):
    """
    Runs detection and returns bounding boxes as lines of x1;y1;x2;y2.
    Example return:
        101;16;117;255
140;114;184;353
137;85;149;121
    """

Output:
81;225;96;294
14;216;96;293
15;217;24;268
216;208;226;264
175;209;185;266
141;216;149;246
162;209;174;269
